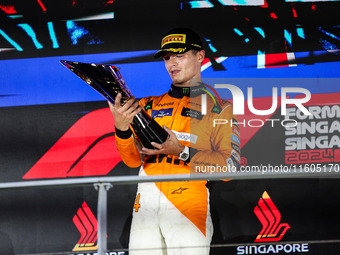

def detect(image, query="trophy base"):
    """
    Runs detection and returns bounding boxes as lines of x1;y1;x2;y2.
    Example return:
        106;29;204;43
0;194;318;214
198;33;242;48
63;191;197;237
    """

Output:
132;117;169;149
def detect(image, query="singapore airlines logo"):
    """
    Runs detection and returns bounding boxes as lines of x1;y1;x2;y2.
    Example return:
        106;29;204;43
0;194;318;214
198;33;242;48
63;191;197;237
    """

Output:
72;202;98;251
237;192;310;255
254;191;290;242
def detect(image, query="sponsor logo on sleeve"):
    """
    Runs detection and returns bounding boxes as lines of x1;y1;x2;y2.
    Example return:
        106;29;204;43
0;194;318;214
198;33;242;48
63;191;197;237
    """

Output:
227;158;234;168
229;155;241;170
172;130;198;144
231;149;241;162
232;127;240;137
232;143;241;154
232;134;241;146
232;118;239;129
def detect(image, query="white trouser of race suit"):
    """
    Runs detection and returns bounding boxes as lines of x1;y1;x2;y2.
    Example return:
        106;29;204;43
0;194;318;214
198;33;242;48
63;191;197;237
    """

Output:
129;168;213;255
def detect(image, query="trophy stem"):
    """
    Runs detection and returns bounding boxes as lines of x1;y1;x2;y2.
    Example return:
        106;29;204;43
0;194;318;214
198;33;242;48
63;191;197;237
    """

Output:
131;111;169;149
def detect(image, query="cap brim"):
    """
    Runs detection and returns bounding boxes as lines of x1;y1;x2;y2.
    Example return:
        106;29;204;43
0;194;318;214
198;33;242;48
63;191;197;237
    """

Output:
154;49;165;59
154;47;189;59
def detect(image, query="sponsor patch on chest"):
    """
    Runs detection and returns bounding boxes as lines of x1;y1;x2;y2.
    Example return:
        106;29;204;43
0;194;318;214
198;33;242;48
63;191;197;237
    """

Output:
181;107;203;120
151;108;173;118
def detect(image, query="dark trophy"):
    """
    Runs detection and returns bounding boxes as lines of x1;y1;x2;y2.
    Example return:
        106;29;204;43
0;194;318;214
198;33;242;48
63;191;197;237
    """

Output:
60;60;168;149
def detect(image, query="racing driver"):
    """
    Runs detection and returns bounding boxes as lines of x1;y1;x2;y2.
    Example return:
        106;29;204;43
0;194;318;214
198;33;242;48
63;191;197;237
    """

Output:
109;27;240;255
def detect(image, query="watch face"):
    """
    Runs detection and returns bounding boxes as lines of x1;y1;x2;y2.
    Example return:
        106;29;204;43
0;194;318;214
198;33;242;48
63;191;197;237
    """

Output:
179;146;190;161
180;152;190;161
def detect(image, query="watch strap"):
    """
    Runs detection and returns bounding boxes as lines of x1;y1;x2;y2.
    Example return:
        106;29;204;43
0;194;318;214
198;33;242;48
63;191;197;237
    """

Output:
178;146;190;161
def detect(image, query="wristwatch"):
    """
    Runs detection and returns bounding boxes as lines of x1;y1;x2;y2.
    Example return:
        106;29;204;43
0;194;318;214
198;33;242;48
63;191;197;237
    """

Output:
178;146;190;161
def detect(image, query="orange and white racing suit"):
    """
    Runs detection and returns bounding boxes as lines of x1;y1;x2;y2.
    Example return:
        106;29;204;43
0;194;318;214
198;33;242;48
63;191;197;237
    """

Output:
115;84;240;255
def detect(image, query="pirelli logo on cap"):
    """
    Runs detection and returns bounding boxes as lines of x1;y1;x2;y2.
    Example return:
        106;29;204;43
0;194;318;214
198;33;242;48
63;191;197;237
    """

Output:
161;34;186;47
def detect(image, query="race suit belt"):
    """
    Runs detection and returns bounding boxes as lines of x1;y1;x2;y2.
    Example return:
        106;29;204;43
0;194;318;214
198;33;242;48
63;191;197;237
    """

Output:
145;154;186;165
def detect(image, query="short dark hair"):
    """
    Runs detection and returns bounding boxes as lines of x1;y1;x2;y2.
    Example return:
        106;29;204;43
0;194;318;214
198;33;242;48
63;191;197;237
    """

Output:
191;49;200;55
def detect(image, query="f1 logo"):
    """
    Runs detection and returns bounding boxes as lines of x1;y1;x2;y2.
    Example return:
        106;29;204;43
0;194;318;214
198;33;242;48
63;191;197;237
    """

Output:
254;191;290;242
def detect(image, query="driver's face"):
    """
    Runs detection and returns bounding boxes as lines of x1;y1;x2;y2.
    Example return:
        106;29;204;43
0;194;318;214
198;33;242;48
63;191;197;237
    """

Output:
163;50;205;87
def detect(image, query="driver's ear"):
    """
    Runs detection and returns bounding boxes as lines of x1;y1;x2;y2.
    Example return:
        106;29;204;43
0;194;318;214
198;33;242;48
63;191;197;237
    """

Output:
198;50;205;62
